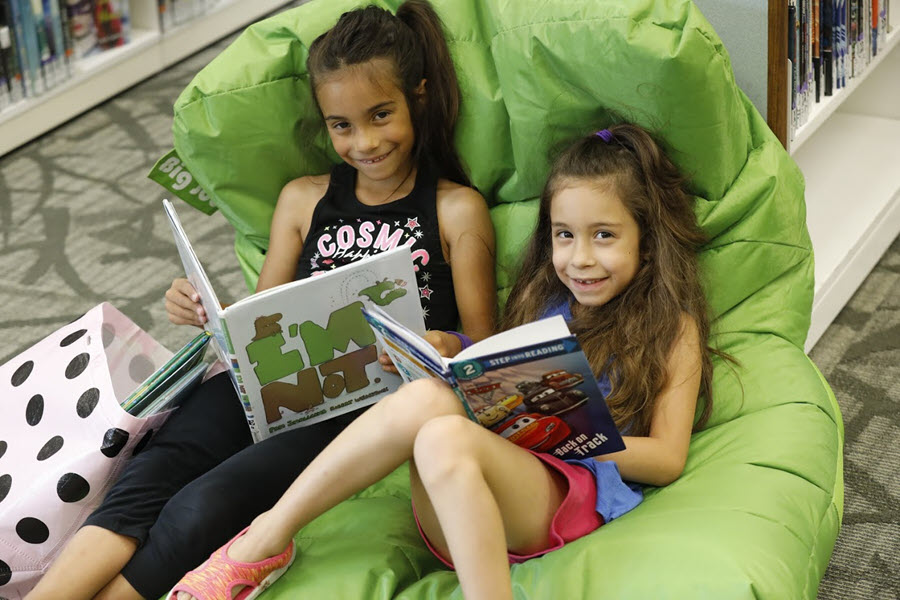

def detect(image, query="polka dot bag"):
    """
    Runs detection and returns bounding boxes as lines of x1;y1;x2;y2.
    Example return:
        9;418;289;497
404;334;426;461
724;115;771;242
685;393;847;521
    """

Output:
0;303;181;598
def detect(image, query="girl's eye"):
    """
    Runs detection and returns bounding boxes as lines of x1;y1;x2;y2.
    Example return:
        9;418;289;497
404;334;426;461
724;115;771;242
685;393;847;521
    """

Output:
595;230;613;240
554;230;573;239
373;111;391;120
331;121;350;131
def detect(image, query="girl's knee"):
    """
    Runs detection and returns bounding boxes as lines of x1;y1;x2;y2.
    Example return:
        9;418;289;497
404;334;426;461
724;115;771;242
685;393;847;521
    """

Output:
413;415;480;485
381;379;463;423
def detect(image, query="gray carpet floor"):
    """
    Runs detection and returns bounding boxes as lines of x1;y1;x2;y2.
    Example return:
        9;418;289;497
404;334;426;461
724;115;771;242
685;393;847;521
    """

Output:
0;11;897;599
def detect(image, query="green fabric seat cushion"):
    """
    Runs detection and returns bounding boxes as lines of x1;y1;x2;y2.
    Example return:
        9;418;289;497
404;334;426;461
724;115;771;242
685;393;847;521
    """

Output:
164;0;843;597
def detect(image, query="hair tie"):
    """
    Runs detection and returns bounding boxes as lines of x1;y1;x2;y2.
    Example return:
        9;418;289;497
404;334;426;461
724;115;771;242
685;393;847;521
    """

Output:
595;129;614;143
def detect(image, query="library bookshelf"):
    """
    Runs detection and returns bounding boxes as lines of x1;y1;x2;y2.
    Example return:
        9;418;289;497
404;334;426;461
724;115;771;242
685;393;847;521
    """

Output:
702;0;898;351
0;0;293;157
771;3;899;350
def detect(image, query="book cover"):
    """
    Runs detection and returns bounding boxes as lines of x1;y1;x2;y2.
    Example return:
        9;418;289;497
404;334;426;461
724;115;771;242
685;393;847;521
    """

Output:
163;199;426;443
120;330;211;416
93;0;128;50
364;305;626;460
63;0;96;58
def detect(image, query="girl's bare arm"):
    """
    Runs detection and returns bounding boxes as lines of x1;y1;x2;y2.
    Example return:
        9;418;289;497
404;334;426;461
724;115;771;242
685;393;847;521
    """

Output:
437;182;497;352
255;175;329;293
594;314;703;486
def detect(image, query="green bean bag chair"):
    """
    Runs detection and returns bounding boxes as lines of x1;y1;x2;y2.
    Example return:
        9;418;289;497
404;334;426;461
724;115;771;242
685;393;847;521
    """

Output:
151;0;843;597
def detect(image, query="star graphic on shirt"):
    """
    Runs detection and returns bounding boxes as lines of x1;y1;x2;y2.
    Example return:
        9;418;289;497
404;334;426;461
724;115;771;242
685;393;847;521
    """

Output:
357;218;361;222
394;221;400;227
422;306;430;319
313;252;320;260
414;230;424;239
405;217;419;230
376;220;382;225
338;219;344;223
420;272;431;282
419;285;433;300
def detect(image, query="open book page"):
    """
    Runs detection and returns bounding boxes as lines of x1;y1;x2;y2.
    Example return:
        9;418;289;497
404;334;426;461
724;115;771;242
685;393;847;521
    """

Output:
453;316;571;361
162;200;230;365
363;304;450;382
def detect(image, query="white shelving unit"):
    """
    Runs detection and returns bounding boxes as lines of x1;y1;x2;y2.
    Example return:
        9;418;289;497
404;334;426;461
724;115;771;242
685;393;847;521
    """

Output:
792;29;900;349
0;0;293;157
694;1;899;352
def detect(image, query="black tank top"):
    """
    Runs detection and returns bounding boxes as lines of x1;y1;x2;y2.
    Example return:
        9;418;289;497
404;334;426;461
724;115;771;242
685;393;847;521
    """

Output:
296;161;458;332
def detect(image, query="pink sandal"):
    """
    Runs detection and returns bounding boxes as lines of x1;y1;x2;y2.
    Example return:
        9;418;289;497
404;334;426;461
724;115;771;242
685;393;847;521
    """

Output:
165;527;295;600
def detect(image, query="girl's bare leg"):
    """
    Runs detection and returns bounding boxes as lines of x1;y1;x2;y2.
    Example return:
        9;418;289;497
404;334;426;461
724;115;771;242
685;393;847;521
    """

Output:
410;416;567;600
26;526;139;600
175;379;466;600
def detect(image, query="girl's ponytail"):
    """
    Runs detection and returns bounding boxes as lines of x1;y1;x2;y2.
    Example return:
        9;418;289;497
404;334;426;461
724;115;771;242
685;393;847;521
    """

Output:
397;1;469;186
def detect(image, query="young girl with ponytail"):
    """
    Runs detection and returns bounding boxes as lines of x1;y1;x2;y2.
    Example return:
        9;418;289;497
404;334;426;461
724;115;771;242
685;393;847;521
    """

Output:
28;3;495;599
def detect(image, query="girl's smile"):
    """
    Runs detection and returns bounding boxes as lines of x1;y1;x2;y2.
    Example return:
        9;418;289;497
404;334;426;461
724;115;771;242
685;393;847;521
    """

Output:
550;179;641;307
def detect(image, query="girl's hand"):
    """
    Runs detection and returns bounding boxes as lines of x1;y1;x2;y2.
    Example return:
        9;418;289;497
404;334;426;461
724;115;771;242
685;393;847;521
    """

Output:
164;278;207;327
378;330;463;375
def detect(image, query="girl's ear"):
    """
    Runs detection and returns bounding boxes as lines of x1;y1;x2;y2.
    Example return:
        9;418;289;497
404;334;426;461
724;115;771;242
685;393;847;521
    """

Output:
415;78;427;102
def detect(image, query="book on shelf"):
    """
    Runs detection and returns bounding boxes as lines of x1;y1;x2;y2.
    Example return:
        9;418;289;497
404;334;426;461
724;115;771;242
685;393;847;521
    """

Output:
363;304;626;460
163;199;427;443
94;0;129;50
787;0;893;135
120;329;212;418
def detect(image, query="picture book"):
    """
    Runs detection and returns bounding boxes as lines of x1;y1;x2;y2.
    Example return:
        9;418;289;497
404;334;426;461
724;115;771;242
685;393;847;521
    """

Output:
363;305;626;460
163;199;427;443
120;329;211;417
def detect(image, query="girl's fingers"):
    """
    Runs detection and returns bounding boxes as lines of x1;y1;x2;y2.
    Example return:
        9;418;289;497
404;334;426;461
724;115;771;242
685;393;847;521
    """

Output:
379;352;400;374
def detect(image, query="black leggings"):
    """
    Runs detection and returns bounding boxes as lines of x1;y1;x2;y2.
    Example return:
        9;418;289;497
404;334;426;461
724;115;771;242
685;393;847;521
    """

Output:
83;372;365;599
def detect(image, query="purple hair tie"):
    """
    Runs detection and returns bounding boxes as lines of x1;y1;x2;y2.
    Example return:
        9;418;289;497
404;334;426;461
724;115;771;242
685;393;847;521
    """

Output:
595;129;614;143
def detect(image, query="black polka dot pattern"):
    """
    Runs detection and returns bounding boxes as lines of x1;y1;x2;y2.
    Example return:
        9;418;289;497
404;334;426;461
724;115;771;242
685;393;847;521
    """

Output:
25;395;44;426
129;355;155;384
100;428;129;458
0;474;10;503
37;436;65;461
76;388;100;418
11;360;33;386
0;440;6;459
0;558;11;586
65;353;90;379
131;429;154;456
16;517;49;544
57;473;90;503
60;329;87;347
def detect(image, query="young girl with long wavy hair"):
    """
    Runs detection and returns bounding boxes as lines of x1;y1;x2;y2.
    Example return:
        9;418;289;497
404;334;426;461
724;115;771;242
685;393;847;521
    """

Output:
166;122;720;600
28;3;496;599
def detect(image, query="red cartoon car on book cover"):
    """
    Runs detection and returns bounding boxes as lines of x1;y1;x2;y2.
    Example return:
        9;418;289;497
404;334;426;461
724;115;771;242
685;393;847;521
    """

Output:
493;413;571;452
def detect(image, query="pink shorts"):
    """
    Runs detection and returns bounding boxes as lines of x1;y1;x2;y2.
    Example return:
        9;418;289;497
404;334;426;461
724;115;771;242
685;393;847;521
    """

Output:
412;450;603;568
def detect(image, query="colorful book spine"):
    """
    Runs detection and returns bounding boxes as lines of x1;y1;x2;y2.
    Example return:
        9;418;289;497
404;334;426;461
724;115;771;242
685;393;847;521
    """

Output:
822;0;834;96
789;1;798;138
44;0;67;78
814;0;821;103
